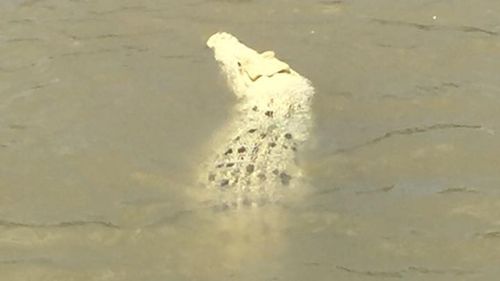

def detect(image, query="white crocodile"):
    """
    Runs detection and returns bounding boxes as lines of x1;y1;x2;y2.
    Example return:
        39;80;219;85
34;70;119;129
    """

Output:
201;32;315;207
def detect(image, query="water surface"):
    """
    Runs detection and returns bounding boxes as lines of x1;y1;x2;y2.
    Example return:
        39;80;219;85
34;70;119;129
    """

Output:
1;0;500;280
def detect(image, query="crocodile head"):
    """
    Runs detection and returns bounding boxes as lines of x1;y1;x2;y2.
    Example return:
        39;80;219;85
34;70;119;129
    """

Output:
207;32;291;98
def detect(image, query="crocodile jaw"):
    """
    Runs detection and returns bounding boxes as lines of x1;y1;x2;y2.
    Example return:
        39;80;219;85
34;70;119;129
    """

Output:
207;32;291;98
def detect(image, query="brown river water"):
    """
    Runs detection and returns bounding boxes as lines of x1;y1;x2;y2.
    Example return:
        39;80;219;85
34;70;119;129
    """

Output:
1;0;500;280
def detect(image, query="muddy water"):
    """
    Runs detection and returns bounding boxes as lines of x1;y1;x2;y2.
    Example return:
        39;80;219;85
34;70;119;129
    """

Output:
1;0;500;280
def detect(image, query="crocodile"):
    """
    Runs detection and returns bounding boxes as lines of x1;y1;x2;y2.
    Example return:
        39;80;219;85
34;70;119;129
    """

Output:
200;32;315;208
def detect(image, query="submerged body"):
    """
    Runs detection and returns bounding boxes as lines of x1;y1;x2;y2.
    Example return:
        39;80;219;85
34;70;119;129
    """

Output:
202;32;314;207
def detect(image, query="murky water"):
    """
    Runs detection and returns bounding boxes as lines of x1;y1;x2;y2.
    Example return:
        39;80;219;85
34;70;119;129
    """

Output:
1;0;500;280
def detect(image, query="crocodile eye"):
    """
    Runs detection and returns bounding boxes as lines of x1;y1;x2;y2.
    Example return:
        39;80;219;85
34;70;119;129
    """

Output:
237;61;242;67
